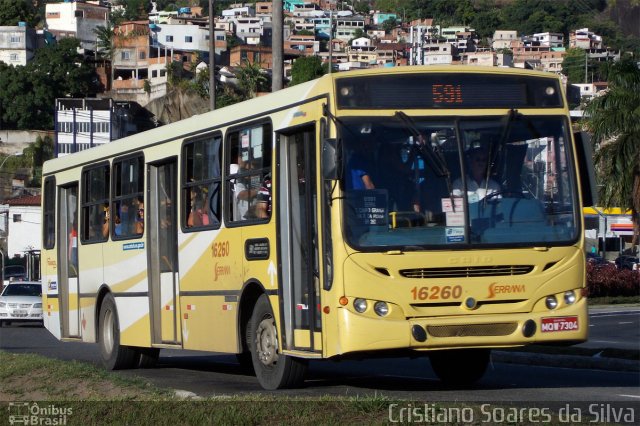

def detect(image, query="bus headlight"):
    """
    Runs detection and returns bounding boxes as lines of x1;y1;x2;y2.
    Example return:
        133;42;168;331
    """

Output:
545;295;558;310
564;290;576;305
353;298;367;313
373;301;389;317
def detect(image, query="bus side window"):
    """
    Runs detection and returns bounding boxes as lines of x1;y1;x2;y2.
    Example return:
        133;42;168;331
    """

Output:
183;133;221;230
225;123;272;223
113;155;144;239
43;177;56;249
81;164;110;242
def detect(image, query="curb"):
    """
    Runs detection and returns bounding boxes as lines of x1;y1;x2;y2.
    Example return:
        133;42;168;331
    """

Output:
493;350;640;372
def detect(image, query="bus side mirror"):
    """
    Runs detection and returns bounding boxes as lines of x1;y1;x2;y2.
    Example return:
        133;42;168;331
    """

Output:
322;137;340;180
574;131;598;207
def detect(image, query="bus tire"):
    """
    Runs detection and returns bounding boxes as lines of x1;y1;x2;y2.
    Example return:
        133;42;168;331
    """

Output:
98;293;139;370
429;348;490;386
249;294;307;390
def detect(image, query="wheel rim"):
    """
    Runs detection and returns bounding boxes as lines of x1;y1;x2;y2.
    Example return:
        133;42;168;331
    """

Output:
102;308;114;354
255;316;278;366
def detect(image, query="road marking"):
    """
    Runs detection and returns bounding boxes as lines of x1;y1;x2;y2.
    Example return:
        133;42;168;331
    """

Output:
590;311;640;317
618;321;633;324
590;339;623;344
618;394;640;399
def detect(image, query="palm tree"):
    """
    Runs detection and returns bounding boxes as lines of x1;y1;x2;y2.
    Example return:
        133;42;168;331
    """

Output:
584;57;640;248
236;61;269;100
93;23;114;89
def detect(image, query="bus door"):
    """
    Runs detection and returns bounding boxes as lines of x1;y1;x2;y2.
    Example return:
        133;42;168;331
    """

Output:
277;126;322;352
147;159;181;345
57;184;80;338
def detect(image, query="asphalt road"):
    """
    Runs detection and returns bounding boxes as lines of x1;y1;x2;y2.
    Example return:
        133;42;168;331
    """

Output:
577;306;640;351
1;316;639;406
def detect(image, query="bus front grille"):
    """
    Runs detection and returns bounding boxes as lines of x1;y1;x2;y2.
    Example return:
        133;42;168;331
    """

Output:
427;322;518;337
400;265;534;278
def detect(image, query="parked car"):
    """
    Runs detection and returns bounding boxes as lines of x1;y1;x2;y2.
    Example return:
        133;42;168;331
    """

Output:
0;281;43;327
3;265;27;286
614;255;639;271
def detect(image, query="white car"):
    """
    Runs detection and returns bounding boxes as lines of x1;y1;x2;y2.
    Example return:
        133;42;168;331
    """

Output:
0;281;43;327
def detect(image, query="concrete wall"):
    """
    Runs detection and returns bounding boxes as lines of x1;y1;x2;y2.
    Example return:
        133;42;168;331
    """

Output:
0;130;54;155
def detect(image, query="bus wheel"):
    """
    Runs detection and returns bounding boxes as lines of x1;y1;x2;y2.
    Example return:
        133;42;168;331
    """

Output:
249;294;307;390
429;348;490;386
98;293;139;370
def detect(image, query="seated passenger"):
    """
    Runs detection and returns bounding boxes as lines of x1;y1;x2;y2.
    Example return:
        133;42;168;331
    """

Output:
453;147;501;202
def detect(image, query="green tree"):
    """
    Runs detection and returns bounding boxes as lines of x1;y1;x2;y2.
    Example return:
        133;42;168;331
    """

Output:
24;135;54;186
562;48;588;85
382;17;398;33
236;61;270;100
0;37;99;130
0;0;37;26
94;23;114;61
290;56;325;86
584;57;640;247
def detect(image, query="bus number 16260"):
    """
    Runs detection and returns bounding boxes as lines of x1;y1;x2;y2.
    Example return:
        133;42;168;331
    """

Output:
410;285;462;301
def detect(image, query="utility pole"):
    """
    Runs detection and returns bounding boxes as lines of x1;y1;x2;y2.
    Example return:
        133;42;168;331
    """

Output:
272;0;284;91
209;0;216;111
328;10;333;74
584;52;588;84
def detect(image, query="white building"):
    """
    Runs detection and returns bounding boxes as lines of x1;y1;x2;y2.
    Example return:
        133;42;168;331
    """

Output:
0;24;37;66
154;23;210;52
55;98;134;157
492;30;518;50
533;32;564;48
45;1;109;55
5;195;41;258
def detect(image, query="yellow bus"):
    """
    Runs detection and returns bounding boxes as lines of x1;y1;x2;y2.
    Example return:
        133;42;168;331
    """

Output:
41;66;597;389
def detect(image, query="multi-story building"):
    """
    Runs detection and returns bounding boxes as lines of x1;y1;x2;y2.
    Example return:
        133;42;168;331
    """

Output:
570;28;603;49
0;23;37;66
44;1;109;55
533;32;564;48
112;21;172;105
285;34;319;55
539;49;566;74
335;16;366;41
492;30;518;50
222;5;256;18
235;17;264;44
54;98;137;157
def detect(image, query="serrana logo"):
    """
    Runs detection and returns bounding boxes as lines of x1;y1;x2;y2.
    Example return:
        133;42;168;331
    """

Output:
487;282;526;298
214;263;231;281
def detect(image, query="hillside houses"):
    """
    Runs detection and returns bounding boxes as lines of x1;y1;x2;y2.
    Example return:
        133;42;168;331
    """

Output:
0;0;624;158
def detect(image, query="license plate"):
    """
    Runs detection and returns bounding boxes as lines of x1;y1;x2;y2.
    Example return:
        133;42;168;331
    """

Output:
541;316;579;332
13;309;27;315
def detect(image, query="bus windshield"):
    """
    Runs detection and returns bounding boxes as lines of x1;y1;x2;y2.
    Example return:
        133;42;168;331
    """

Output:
340;114;579;249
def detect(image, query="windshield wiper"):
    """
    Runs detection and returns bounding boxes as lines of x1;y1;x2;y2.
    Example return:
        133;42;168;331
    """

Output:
395;111;450;178
394;111;455;209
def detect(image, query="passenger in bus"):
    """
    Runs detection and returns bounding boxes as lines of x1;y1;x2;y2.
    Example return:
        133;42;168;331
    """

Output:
453;147;501;202
102;205;110;238
135;197;144;234
346;146;375;190
187;187;210;227
68;219;78;270
255;173;272;219
231;153;258;220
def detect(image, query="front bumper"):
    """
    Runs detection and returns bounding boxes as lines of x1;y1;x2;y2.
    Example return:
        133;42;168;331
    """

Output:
333;298;587;355
0;306;43;322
